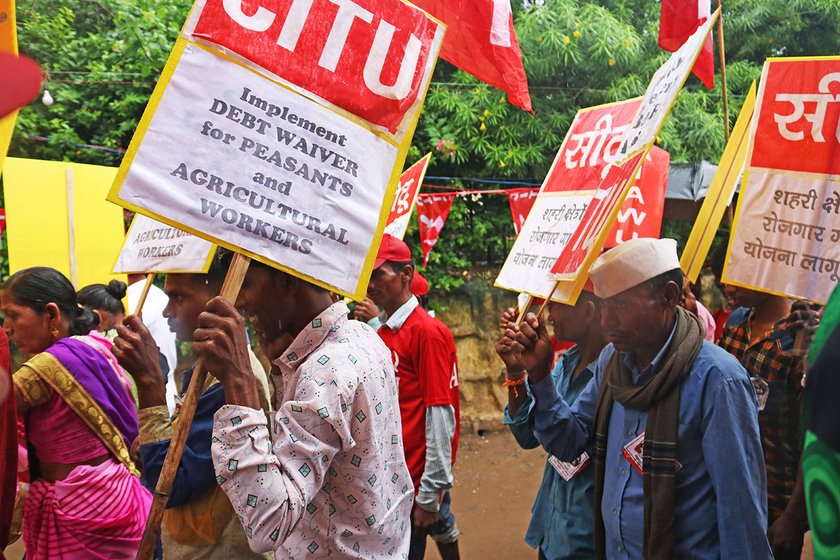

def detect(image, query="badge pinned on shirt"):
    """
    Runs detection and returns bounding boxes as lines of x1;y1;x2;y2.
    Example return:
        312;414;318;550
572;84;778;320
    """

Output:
622;431;682;475
622;432;646;474
548;451;590;481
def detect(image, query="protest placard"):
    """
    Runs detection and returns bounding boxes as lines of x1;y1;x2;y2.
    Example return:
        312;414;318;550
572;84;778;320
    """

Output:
724;57;840;304
113;214;216;274
604;146;670;248
494;98;642;301
108;0;444;300
383;153;431;239
614;8;719;164
548;11;719;304
680;81;756;282
4;158;126;288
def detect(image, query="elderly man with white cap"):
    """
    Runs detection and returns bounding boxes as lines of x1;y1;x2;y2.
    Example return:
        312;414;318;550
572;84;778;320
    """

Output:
510;238;772;560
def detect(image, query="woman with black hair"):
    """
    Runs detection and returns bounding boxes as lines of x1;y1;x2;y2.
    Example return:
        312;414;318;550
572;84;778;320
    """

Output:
1;267;150;559
77;279;127;333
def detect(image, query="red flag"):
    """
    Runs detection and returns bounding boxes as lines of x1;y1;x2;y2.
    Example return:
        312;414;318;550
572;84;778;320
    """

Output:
659;0;714;89
604;146;670;248
409;0;532;111
0;209;6;238
416;193;455;267
506;188;539;234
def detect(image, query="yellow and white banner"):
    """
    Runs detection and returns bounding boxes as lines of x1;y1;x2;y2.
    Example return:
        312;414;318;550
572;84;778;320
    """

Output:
724;57;840;304
113;213;215;274
108;0;445;300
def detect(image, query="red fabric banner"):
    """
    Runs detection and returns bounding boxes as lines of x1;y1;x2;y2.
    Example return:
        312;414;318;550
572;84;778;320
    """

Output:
408;0;532;111
189;0;444;132
506;187;539;234
604;146;670;248
658;0;714;89
0;209;6;238
416;193;455;267
384;154;431;239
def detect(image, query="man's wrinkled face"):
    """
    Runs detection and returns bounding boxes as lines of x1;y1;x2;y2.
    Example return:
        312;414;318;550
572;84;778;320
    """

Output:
600;283;671;353
163;274;217;342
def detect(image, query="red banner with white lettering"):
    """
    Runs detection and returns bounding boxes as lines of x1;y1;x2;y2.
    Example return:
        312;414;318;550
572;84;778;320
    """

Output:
550;151;646;276
384;153;431;239
658;0;714;88
724;57;840;304
751;60;840;176
408;0;532;111
604;146;670;248
416;193;455;267
506;188;539;234
495;97;644;301
188;0;444;132
544;99;642;193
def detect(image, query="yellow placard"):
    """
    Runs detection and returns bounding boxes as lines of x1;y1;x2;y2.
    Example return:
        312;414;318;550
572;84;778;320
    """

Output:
4;158;127;289
0;0;19;174
680;81;757;282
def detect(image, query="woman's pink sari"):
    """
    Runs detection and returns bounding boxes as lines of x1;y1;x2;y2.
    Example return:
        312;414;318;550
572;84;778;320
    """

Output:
23;459;151;559
16;336;151;559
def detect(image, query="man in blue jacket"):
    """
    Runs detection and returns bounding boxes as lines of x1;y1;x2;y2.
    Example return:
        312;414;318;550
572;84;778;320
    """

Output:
508;238;772;559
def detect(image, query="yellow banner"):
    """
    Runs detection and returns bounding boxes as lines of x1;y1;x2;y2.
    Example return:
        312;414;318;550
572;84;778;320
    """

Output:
4;158;127;288
680;82;757;282
0;0;18;174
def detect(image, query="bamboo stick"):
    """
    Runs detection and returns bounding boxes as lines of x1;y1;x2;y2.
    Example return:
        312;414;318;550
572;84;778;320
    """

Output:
132;273;156;319
717;0;731;143
134;253;251;560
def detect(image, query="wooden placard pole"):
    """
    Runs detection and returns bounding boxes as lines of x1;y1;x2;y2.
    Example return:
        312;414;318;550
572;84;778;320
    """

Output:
135;253;251;560
716;0;730;144
515;295;533;324
132;272;156;319
535;282;557;320
516;282;558;326
716;0;736;228
65;168;78;287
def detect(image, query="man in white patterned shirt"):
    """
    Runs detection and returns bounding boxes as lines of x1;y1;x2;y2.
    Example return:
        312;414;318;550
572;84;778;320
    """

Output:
193;258;413;558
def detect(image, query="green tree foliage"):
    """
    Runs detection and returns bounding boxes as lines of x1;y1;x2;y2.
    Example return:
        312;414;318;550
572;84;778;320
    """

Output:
6;0;840;290
12;0;189;165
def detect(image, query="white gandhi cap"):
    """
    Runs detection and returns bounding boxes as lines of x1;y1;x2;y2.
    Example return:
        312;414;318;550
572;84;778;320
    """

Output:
589;238;681;299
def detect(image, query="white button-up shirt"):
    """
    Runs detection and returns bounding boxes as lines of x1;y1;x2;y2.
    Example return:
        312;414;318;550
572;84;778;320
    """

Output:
212;302;413;558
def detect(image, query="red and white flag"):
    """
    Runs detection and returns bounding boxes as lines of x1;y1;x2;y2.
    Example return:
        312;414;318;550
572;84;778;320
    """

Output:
416;193;455;267
409;0;532;111
0;209;6;238
658;0;714;89
506;188;539;234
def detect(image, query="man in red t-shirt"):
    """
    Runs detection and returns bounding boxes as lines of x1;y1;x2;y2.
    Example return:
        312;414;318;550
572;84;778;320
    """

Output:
366;234;461;560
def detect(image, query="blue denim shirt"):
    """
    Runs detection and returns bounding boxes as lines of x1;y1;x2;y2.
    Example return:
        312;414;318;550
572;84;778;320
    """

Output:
504;346;595;560
529;336;773;559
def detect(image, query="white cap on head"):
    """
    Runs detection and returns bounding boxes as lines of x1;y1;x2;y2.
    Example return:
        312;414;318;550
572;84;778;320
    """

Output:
589;238;681;299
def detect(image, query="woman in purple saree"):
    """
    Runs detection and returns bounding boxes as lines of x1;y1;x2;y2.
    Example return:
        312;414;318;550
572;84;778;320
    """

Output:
2;267;151;559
